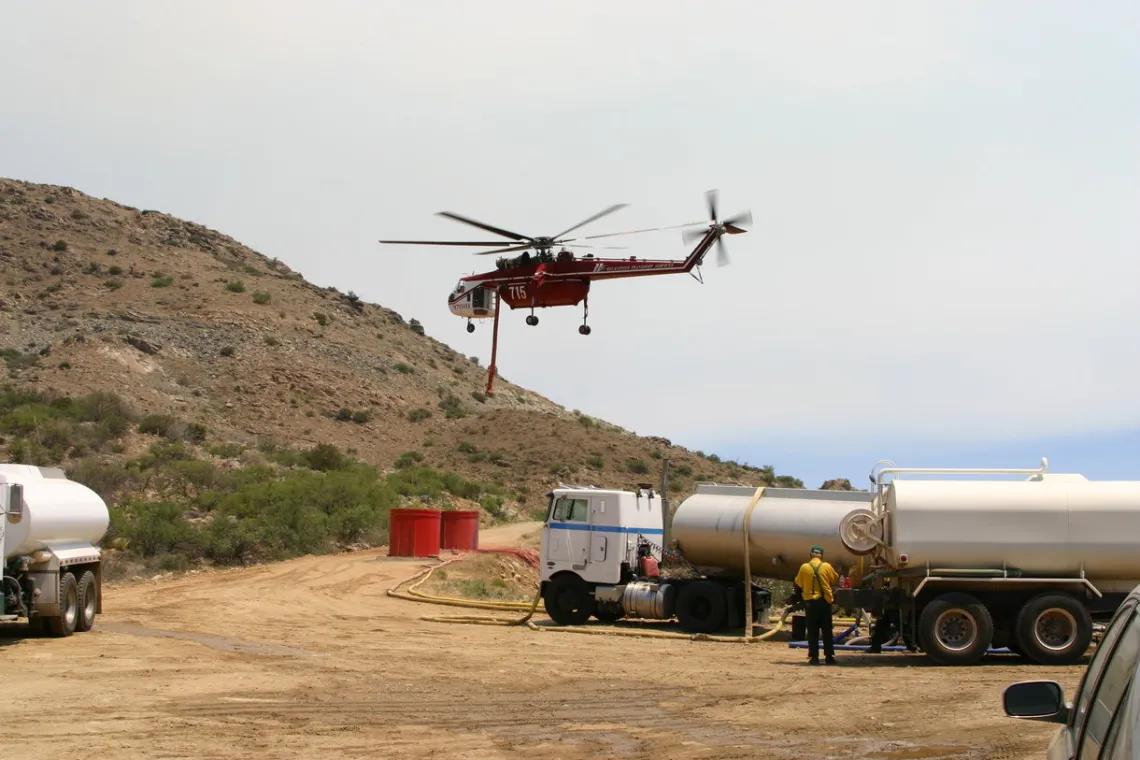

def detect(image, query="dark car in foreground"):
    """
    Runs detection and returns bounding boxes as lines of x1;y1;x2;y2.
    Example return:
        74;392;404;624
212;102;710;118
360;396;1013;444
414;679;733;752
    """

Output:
1002;583;1140;759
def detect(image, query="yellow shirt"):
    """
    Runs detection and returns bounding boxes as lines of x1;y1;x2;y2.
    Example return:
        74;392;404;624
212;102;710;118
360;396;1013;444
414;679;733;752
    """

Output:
795;558;839;603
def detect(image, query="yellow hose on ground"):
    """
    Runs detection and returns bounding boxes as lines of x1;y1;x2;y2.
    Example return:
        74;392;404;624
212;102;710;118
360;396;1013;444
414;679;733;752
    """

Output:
387;553;864;624
385;554;861;643
385;555;540;613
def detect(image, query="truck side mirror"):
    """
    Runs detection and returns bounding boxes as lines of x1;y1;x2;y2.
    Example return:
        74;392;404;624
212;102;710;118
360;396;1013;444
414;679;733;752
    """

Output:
6;483;24;523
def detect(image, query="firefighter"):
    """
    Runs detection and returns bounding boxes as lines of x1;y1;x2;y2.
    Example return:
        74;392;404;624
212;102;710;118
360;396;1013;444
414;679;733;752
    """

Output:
795;545;840;665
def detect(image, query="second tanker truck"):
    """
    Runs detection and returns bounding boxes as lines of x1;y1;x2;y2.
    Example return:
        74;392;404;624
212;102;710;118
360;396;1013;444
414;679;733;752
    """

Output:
1;463;109;637
537;457;1140;666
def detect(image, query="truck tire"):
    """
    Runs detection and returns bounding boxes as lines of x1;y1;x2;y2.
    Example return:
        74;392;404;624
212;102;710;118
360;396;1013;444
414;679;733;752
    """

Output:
45;572;79;638
675;581;727;634
76;570;97;632
542;574;595;626
918;592;994;666
1013;592;1093;665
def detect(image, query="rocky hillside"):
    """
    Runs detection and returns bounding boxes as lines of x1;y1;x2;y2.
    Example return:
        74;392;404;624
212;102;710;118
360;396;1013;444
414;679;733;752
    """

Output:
0;177;807;574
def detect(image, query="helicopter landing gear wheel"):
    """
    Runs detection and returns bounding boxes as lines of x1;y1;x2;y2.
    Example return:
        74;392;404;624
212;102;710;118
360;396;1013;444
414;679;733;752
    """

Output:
525;314;539;326
578;325;591;335
579;297;590;335
466;321;475;333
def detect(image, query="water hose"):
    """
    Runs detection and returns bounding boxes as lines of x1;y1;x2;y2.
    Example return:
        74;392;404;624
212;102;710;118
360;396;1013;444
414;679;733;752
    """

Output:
391;556;863;623
424;600;800;642
386;554;540;613
385;553;857;643
742;485;765;640
787;641;1014;654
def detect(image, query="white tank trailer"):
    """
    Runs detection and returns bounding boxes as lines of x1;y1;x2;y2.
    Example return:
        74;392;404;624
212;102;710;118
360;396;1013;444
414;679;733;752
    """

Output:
670;458;1140;666
1;464;109;637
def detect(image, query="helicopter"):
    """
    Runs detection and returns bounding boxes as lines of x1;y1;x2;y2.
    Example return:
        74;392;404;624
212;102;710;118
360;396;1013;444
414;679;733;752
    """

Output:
378;190;751;395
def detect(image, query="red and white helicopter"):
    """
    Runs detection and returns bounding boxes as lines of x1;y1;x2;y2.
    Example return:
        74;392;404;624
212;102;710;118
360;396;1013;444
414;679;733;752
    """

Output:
379;190;751;394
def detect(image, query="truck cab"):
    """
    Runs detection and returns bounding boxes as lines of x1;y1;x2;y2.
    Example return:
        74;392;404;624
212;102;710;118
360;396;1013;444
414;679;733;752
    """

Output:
539;486;666;625
541;486;664;587
537;483;772;633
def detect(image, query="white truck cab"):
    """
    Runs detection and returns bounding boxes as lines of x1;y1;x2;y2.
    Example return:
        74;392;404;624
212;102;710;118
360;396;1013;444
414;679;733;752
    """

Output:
538;484;771;632
541;485;664;587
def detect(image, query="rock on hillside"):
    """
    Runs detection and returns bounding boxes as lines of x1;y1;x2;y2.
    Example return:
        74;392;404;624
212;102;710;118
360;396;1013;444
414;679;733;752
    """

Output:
0;177;800;515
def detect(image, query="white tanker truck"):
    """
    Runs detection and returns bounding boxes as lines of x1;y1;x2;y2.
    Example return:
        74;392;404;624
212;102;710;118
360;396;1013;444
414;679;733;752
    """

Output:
1;464;109;637
538;457;1140;667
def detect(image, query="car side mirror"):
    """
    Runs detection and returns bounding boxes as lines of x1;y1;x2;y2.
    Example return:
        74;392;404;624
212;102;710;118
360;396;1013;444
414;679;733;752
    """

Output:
1003;681;1070;724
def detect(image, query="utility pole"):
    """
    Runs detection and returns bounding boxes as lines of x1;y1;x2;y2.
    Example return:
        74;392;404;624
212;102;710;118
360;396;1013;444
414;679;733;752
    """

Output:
660;458;671;563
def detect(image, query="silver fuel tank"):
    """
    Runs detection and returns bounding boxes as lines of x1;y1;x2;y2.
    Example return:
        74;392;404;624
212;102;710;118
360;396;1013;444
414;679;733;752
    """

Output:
670;484;874;581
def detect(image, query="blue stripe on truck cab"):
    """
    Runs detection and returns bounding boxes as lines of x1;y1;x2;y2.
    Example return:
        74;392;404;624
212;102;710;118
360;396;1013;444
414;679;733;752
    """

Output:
548;522;664;535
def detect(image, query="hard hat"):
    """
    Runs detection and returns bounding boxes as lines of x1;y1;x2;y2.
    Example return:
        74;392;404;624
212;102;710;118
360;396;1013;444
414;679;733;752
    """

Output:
810;545;824;555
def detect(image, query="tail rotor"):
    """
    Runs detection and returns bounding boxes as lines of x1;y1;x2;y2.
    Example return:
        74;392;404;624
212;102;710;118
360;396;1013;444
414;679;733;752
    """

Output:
682;189;752;267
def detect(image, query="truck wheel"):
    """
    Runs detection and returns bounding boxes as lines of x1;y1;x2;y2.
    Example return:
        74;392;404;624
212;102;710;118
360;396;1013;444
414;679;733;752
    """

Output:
45;572;79;638
1013;592;1093;665
675;581;727;634
76;570;97;632
542;574;595;626
918;592;994;666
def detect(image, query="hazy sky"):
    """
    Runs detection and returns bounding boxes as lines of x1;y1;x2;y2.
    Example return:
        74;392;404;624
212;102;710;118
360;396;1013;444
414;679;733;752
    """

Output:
3;1;1138;487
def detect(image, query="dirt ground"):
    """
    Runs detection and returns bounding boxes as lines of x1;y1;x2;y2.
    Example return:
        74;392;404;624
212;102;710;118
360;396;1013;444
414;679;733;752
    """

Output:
1;521;1083;760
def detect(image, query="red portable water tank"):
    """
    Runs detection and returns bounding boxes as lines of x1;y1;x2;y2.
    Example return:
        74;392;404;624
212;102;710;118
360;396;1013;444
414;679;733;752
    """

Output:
440;510;480;551
388;508;442;557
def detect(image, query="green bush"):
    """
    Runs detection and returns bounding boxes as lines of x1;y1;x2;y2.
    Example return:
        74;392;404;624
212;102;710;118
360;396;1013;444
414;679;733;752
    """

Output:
77;434;503;573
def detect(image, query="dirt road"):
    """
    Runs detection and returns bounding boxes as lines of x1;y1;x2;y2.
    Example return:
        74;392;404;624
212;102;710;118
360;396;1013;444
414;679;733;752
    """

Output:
2;522;1080;759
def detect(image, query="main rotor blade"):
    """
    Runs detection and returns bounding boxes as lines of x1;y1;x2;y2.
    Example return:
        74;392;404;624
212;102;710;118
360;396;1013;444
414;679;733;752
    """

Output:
473;243;536;256
378;239;521;246
436;211;532;242
582;221;704;240
563;243;629;250
552;203;629;240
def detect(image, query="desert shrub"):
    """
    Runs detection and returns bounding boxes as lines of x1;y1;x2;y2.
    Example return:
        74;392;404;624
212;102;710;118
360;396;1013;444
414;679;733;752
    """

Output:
627;458;650;475
107;500;202;558
394;451;424;469
139;413;176;436
0;387;135;458
298;443;345;472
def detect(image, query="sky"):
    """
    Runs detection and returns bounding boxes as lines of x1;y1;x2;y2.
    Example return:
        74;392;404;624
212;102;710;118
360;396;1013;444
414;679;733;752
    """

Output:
2;1;1138;489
